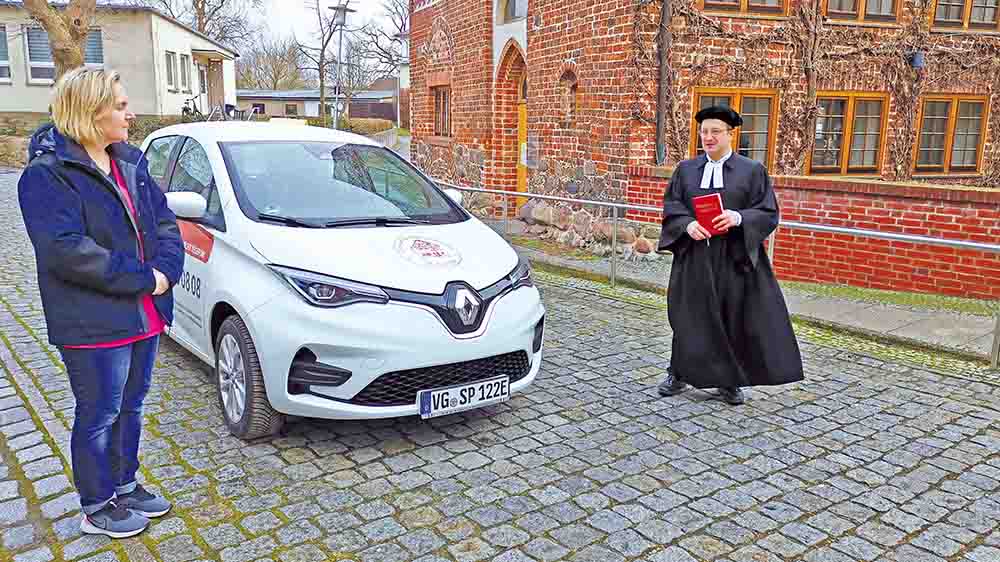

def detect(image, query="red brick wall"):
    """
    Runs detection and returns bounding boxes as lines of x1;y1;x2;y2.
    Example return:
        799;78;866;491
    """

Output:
629;3;1000;182
626;170;1000;299
526;0;635;200
410;0;492;182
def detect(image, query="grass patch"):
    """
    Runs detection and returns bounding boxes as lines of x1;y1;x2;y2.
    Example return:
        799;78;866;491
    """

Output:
783;280;998;316
792;318;997;382
530;260;667;296
512;235;603;261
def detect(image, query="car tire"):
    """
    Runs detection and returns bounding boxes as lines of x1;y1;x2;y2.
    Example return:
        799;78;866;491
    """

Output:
215;315;283;440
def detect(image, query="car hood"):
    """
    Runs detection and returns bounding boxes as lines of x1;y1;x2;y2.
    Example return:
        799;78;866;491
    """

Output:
249;218;519;294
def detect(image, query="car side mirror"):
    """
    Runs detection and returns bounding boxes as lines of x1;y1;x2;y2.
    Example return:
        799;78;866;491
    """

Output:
166;191;207;219
444;188;463;205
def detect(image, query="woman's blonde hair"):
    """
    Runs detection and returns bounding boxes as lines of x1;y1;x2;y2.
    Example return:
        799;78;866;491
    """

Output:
51;67;122;146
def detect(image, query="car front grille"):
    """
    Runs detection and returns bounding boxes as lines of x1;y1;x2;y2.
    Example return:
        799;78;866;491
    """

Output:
349;351;531;407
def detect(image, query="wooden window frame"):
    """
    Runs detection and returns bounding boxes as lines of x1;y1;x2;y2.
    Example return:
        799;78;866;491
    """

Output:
806;92;890;176
823;0;900;23
433;86;452;138
690;88;779;169
912;94;989;175
929;0;1000;30
284;103;298;116
697;0;789;16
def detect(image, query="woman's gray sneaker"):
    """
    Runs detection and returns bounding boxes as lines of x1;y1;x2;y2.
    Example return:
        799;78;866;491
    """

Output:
117;484;172;518
80;500;149;538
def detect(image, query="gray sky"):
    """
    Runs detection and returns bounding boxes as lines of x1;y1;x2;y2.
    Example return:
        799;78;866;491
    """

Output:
255;0;390;41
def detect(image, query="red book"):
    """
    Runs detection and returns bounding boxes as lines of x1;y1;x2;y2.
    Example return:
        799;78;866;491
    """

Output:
692;193;726;236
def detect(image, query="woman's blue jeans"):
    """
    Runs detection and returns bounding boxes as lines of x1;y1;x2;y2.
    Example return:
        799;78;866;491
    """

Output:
58;336;158;515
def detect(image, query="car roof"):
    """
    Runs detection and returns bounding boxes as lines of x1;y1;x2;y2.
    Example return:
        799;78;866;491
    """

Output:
146;121;382;147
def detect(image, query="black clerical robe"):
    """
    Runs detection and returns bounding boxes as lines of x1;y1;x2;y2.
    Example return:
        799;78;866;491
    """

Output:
657;153;804;389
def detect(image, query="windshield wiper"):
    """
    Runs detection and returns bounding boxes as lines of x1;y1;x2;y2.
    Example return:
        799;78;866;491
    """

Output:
256;213;323;228
323;217;432;228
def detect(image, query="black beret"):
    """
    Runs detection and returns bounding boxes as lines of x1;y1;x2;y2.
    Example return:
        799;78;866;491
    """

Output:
695;105;743;128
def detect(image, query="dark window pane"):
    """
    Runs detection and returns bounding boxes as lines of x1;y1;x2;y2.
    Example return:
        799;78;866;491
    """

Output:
849;100;883;169
971;0;998;22
951;101;983;168
935;0;965;22
813;99;846;169
829;0;858;13
739;97;771;164
0;25;8;62
865;0;894;16
917;101;950;167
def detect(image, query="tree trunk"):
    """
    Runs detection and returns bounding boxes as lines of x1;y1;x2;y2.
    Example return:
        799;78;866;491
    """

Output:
23;0;98;81
194;0;209;33
655;0;672;165
801;0;822;173
319;52;330;127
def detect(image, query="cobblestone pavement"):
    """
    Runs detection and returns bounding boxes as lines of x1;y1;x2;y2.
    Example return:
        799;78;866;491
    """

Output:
1;167;999;562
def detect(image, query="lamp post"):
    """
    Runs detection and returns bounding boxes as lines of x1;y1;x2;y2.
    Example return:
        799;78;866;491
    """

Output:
329;1;355;129
393;30;409;129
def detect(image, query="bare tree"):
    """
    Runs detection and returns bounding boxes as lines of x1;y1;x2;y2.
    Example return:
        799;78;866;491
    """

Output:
236;36;307;90
130;0;263;49
296;0;344;126
338;35;384;119
22;0;99;81
355;0;407;72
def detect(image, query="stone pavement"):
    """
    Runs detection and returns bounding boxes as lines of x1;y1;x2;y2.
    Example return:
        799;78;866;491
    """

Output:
1;167;999;562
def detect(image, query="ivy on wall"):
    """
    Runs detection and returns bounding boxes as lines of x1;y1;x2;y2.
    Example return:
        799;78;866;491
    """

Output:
632;0;1000;184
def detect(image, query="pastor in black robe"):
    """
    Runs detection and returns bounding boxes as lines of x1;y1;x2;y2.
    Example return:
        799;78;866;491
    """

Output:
657;152;804;389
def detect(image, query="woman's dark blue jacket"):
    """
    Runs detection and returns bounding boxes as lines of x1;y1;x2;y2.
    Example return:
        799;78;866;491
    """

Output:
18;124;184;346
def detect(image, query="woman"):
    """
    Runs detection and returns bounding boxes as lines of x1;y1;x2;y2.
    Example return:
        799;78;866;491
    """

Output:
18;68;184;538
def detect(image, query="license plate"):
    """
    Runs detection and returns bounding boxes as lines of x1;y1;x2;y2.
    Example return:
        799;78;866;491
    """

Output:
418;376;510;419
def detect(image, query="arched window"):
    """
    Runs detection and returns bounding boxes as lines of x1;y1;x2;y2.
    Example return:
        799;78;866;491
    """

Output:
559;70;578;126
500;0;528;23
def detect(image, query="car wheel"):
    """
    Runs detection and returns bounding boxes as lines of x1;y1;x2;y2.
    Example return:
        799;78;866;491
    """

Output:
215;315;283;439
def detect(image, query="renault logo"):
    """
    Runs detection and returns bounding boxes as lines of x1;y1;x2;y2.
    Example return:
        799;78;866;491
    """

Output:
452;288;481;326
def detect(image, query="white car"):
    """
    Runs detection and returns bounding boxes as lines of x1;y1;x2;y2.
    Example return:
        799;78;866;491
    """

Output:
141;123;545;439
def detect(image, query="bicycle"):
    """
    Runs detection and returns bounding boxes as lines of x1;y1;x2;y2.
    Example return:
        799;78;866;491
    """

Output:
181;95;205;119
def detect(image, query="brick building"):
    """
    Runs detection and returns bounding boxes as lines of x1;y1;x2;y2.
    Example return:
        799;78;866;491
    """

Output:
409;0;1000;298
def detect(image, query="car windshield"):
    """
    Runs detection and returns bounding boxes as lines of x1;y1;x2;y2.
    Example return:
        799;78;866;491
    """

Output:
220;141;465;226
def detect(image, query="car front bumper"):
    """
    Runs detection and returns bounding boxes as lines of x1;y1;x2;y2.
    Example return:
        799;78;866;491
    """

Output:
247;284;545;420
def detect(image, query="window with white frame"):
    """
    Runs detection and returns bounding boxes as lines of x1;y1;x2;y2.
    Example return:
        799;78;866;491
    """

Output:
0;25;10;81
179;54;191;91
165;51;177;90
26;27;103;83
198;66;207;94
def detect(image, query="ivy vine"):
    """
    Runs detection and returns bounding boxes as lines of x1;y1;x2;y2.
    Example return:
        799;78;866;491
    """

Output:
632;0;1000;184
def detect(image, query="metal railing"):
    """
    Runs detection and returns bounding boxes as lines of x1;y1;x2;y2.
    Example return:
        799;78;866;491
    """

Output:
370;128;400;150
433;180;1000;369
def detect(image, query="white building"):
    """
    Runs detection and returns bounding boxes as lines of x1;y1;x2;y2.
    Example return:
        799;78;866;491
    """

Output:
0;1;237;116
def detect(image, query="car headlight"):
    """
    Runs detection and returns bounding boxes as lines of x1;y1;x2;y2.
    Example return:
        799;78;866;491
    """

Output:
269;265;389;308
509;255;534;289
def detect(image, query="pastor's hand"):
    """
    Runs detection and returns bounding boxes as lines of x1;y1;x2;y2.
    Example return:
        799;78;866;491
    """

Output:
712;209;742;232
686;220;711;241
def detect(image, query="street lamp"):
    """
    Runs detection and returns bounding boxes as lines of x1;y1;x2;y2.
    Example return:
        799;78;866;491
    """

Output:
393;30;409;129
329;1;355;129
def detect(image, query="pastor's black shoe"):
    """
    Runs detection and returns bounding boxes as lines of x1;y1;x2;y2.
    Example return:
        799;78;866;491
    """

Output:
717;387;745;405
658;370;688;397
